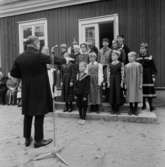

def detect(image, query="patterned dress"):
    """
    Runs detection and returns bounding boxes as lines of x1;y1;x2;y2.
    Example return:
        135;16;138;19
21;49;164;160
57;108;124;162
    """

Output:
137;55;157;98
88;62;102;105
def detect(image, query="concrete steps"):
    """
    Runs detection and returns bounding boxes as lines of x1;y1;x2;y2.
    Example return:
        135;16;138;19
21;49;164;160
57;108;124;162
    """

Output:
52;101;157;124
53;110;157;124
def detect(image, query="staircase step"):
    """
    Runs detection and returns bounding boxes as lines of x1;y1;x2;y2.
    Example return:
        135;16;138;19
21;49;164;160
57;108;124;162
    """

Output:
51;109;157;124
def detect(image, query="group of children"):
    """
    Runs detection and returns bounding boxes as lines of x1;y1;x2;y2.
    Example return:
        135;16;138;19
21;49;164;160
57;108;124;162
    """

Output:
50;36;157;124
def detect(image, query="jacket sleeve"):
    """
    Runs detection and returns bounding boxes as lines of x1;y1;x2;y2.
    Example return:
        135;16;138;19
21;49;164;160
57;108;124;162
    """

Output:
10;59;22;79
40;53;66;65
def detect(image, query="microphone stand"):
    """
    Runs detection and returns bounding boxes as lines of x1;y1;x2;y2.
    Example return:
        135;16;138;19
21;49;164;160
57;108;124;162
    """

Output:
33;46;69;166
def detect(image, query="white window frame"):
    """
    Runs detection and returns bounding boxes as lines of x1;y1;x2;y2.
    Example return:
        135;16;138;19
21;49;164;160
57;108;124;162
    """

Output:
79;14;119;49
18;18;48;53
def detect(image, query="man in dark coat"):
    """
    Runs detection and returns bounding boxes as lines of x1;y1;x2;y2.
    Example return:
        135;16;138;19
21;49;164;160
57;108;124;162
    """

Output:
10;36;70;148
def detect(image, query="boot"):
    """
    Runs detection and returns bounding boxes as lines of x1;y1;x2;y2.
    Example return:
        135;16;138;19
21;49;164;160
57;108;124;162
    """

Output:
142;98;146;110
128;103;133;115
63;102;69;112
148;98;155;112
133;102;138;116
68;102;73;112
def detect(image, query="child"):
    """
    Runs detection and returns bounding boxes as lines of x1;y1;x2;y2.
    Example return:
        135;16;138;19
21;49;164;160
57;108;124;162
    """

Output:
62;52;76;112
108;50;124;114
99;38;112;102
74;62;90;124
87;52;103;112
137;43;157;111
79;43;89;64
124;52;143;115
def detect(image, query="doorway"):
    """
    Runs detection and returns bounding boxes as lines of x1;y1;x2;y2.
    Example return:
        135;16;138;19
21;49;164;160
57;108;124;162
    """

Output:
99;22;114;48
79;14;119;49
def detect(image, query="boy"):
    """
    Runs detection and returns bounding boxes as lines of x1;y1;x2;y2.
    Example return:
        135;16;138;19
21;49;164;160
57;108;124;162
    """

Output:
125;52;143;115
74;62;90;124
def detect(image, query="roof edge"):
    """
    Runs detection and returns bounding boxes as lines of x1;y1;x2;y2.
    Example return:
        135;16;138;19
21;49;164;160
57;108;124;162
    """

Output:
0;0;100;18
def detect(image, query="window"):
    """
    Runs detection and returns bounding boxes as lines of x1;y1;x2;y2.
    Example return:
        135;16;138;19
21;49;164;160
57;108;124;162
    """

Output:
79;14;119;49
18;19;48;53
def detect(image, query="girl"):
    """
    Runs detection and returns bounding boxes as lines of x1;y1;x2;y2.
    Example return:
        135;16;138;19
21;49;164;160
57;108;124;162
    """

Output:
108;50;124;114
79;43;89;64
125;52;143;115
87;52;103;112
137;43;157;111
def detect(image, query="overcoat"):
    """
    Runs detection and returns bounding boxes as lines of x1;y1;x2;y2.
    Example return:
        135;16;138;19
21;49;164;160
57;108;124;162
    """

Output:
10;47;66;116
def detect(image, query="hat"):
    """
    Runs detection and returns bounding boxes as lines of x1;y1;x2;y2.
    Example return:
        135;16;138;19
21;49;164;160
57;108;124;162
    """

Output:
60;43;67;48
102;38;109;43
140;42;148;49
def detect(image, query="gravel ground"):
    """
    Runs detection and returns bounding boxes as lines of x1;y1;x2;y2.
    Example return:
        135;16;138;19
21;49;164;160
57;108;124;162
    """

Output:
0;105;165;167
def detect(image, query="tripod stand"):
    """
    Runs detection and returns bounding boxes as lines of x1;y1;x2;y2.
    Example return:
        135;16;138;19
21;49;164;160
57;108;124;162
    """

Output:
33;68;69;166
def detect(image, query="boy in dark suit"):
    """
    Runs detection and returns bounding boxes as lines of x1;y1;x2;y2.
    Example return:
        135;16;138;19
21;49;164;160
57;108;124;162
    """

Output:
74;62;90;125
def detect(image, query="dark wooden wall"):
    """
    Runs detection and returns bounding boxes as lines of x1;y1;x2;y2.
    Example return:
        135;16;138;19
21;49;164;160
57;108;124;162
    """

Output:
0;0;164;87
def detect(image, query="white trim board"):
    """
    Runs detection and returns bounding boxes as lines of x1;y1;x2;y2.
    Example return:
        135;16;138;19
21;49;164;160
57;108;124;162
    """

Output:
79;14;119;48
0;0;100;18
18;18;48;53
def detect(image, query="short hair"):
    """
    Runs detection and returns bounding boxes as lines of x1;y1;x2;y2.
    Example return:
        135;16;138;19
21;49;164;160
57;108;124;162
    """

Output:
60;43;67;48
128;51;137;57
89;52;97;58
112;50;121;57
140;42;148;49
79;61;87;67
80;43;87;48
26;36;39;46
102;38;109;43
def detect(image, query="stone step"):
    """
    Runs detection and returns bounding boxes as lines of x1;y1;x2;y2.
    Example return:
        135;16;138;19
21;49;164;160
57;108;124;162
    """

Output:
54;101;137;113
52;109;157;124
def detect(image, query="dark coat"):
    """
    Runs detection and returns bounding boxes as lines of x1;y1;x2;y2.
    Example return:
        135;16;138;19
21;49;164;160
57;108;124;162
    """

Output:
74;73;90;98
62;61;77;102
137;55;157;98
10;47;66;116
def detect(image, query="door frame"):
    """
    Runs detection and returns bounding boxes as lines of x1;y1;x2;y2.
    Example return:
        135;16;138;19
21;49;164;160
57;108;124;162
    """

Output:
79;14;119;49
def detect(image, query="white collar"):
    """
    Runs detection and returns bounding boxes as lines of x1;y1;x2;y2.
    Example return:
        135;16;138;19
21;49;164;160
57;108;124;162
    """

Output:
89;61;97;65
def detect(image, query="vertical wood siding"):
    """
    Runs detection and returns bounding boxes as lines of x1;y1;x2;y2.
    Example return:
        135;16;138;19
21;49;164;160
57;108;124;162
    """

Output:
0;0;164;87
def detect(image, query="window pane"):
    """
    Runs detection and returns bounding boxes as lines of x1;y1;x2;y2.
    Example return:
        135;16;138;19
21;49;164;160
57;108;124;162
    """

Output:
85;27;95;43
35;24;45;37
23;27;32;38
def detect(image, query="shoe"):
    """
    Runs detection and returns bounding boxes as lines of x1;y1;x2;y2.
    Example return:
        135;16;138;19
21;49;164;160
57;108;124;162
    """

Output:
78;119;85;125
128;110;133;115
25;137;33;147
63;107;68;112
34;138;53;148
141;105;146;110
150;106;155;112
68;108;73;112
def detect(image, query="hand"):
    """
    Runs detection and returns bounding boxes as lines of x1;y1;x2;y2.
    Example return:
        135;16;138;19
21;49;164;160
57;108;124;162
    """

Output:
124;84;127;90
139;85;142;89
83;97;87;101
70;82;73;87
120;82;124;88
51;45;58;53
74;96;77;100
65;57;75;64
152;77;156;83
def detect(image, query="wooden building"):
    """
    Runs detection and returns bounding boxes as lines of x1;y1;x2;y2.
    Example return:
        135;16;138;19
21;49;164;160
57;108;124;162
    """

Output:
0;0;164;88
